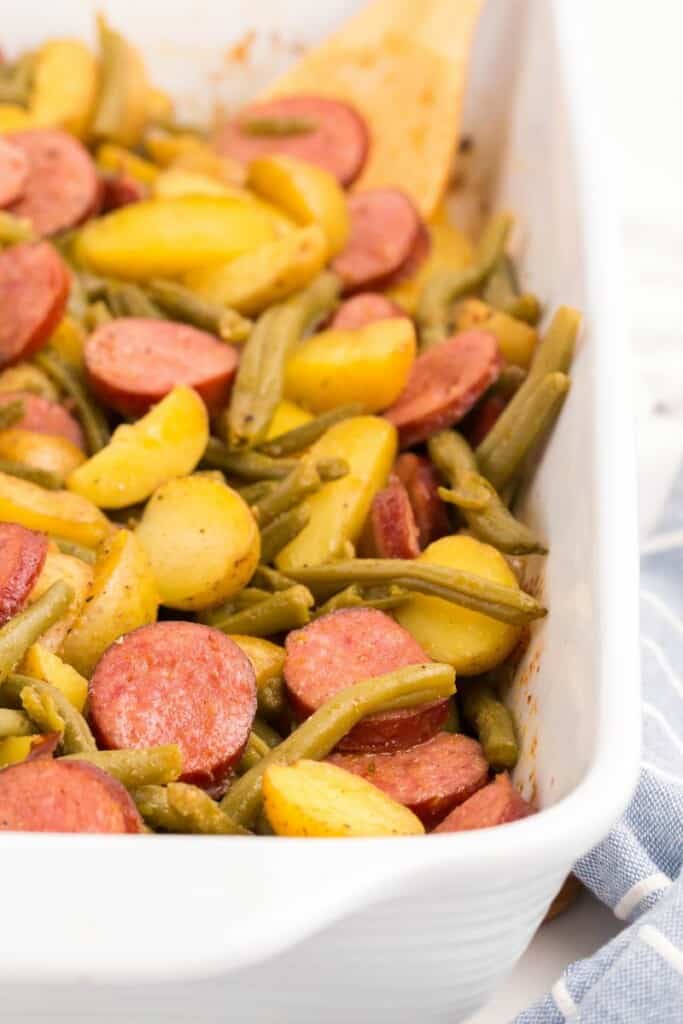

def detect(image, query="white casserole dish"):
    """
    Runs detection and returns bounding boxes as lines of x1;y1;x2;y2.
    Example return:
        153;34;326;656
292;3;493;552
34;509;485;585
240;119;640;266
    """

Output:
1;1;640;1020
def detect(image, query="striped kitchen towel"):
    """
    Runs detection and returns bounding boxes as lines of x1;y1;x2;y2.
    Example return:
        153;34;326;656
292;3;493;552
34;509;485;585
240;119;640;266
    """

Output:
514;465;683;1023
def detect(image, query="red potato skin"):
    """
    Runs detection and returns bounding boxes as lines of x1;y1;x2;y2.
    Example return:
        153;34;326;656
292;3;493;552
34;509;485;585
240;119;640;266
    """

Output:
385;330;503;448
433;772;534;833
394;453;451;549
0;242;70;368
0;522;49;626
329;292;407;331
88;622;257;789
332;189;421;292
0;758;144;833
462;392;507;447
329;732;489;828
84;318;239;417
284;607;448;753
359;475;420;559
0;137;28;207
0;390;85;450
215;95;369;186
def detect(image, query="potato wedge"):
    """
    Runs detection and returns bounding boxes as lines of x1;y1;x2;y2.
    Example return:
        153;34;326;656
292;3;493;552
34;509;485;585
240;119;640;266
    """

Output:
453;298;537;368
29;38;98;138
0;472;110;548
264;400;313;441
96;143;159;185
27;550;93;654
0;736;34;767
0;430;85;483
91;14;148;148
47;316;86;370
21;644;88;711
228;636;285;690
0;363;58;401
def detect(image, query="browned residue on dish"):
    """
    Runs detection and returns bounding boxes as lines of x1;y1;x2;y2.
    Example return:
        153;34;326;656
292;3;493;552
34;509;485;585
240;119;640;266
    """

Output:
226;30;256;66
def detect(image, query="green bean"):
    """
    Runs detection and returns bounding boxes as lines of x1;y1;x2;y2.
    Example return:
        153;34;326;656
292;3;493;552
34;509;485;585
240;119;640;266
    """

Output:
227;272;340;449
221;662;455;826
0;211;34;246
203;438;299;480
492;365;527;400
256;676;286;722
197;588;270;625
208;585;313;636
50;536;97;564
232;587;272;610
255;809;275;835
251;717;283;748
482;253;519;310
131;783;249;835
260;506;311;565
4;674;96;754
21;686;65;735
106;282;166;319
503;293;542;325
145;279;251;342
252;461;321;526
461;682;518;769
51;230;79;264
0;708;35;738
91;14;135;143
35;349;111;454
0;399;26;431
416;212;514;349
251;565;297;592
0;458;62;489
237;480;278;504
64;745;184;788
0;55;34;106
78;271;108;301
237;731;271;774
287;559;545;626
67;273;89;323
258;403;363;458
312;584;410;619
442;698;461;734
428;431;546;554
0;582;73;684
241;115;317;136
85;301;114;330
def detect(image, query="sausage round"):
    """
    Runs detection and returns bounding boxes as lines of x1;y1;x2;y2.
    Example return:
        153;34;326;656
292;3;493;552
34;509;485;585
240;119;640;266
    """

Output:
84;318;239;417
385;330;502;447
0;138;28;207
394;453;451;549
329;292;406;331
99;172;147;213
463;393;507;447
329;732;489;827
7;129;99;236
284;607;448;753
0;242;70;368
359;475;420;559
215;95;369;186
88;621;257;788
331;189;421;292
378;222;431;289
0;759;144;833
0;390;85;449
433;772;534;832
0;522;49;626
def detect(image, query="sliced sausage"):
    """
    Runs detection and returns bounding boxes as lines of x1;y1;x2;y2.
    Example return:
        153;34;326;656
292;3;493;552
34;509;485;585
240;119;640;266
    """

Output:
0;390;85;449
24;732;61;761
329;732;489;827
385;330;502;448
331;189;421;292
329;292;406;331
0;522;49;626
0;759;143;833
99;172;147;213
7;129;99;236
84;318;239;417
284;607;448;753
433;772;534;833
89;621;257;788
215;95;369;186
0;138;28;207
462;393;507;447
0;242;70;368
378;222;431;289
359;475;420;559
394;453;451;549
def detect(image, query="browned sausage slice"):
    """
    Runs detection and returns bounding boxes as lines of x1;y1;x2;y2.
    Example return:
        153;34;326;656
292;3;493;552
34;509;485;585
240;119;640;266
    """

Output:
331;189;421;292
84;318;239;417
385;330;502;447
215;95;369;186
394;453;451;549
89;622;257;788
0;242;70;368
0;138;28;207
433;772;534;832
463;393;507;447
7;129;99;236
0;759;144;833
378;222;431;289
329;292;406;331
359;475;420;559
284;607;447;753
0;390;85;450
329;732;489;827
0;522;49;626
99;172;147;213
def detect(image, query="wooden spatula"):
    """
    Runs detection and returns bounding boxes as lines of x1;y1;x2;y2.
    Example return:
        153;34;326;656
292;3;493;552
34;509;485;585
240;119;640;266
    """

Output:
263;0;483;218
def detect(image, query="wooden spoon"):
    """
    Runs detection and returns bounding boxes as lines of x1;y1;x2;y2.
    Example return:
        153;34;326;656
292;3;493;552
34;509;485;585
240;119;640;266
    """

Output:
263;0;484;218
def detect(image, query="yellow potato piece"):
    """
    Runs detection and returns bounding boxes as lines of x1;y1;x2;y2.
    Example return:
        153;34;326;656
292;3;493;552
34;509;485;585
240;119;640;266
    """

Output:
388;203;473;314
21;644;88;712
248;155;350;256
73;196;276;280
152;168;232;199
453;298;537;369
0;104;34;133
67;386;208;510
96;143;159;185
0;736;34;767
0;362;58;401
28;550;93;654
276;416;396;571
60;529;159;678
264;400;312;441
0;472;110;548
395;535;522;675
228;635;285;690
145;85;174;125
0;430;85;482
29;38;98;138
47;316;86;370
184;225;328;316
284;318;416;414
91;15;148;148
264;760;424;837
135;476;260;611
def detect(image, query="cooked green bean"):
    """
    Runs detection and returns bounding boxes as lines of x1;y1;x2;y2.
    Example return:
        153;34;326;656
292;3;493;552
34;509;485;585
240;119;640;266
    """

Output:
312;584;410;619
0;399;26;431
237;731;271;774
0;582;73;684
242;115;317;136
85;300;114;329
145;279;251;342
461;682;518;769
21;686;65;735
91;13;135;142
260;506;311;565
503;293;542;325
237;480;278;504
50;536;97;564
0;458;62;489
106;282;166;319
492;364;527;400
203;439;299;480
416;212;514;350
286;559;545;626
227;271;340;449
259;403;363;458
482;253;519;310
0;55;34;106
4;674;96;754
208;585;313;636
251;565;297;592
251;717;283;748
0;708;35;738
232;587;272;610
256;676;286;722
131;783;249;835
197;588;269;626
0;211;34;246
35;349;111;454
78;270;108;301
64;745;184;788
252;461;321;526
442;699;461;734
221;662;455;826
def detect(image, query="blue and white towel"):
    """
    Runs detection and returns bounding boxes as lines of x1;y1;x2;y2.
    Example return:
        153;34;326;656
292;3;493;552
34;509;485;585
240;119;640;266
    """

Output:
515;467;683;1023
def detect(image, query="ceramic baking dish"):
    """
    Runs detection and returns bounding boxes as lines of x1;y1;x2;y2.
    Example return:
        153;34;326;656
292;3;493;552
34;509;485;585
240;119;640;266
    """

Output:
1;1;640;1020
